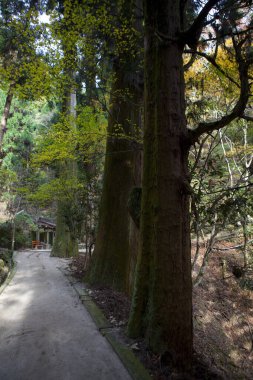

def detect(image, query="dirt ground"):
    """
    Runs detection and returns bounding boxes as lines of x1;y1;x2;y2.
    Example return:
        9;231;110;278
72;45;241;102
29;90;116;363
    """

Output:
70;241;253;379
192;241;253;380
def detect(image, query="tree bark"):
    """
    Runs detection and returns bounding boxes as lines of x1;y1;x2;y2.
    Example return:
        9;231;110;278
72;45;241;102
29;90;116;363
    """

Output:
51;69;78;257
88;59;142;293
0;83;15;156
128;0;193;370
51;195;79;258
88;0;143;294
51;0;80;258
51;82;79;258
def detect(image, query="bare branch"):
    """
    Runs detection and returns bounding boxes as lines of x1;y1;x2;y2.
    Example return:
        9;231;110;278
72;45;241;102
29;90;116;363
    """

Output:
183;52;197;71
190;134;210;174
213;239;253;251
200;26;253;44
242;114;253;122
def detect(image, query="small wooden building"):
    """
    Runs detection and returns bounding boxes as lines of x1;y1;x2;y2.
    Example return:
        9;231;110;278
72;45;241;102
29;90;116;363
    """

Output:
32;217;56;249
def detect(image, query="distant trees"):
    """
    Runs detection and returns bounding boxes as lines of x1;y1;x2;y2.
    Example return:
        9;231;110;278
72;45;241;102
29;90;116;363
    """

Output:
0;0;51;155
26;0;104;257
0;91;55;214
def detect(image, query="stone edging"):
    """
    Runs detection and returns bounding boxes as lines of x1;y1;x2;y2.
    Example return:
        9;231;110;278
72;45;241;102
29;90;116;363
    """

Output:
64;271;152;380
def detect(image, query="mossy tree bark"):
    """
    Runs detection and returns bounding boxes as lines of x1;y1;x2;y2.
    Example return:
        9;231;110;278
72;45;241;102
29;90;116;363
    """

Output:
52;201;79;256
88;0;142;293
88;60;142;292
128;0;193;370
128;156;142;294
127;0;143;295
51;189;79;258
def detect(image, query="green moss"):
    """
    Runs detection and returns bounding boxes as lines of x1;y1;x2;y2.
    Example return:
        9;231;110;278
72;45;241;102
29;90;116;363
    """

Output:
51;200;78;258
105;332;152;380
82;300;111;329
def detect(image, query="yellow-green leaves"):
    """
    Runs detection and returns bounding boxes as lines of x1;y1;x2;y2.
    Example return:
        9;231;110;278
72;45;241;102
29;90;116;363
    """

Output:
33;105;107;167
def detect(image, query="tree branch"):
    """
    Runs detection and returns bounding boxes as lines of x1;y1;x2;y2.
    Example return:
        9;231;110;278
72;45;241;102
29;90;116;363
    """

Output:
200;25;253;44
184;49;240;87
183;52;197;71
180;0;221;47
242;114;253;122
189;55;251;144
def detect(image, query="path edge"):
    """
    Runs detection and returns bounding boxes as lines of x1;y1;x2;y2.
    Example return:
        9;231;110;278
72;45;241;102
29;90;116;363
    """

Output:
0;259;17;296
65;273;152;380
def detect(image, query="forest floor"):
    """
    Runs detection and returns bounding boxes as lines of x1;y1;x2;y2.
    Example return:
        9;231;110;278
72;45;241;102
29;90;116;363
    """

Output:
70;240;253;380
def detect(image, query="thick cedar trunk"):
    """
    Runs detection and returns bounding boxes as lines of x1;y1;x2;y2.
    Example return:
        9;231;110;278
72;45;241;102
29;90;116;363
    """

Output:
88;61;142;293
128;0;193;370
127;0;143;295
128;151;142;293
88;0;143;294
0;83;15;155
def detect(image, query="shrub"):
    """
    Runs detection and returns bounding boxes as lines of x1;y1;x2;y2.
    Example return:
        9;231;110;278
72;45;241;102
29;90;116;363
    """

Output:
0;221;31;250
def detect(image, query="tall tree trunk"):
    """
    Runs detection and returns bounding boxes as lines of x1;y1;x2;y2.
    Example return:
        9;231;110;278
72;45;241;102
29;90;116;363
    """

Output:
128;0;193;371
127;0;143;295
51;89;79;258
88;60;142;293
128;151;142;293
0;83;15;156
88;0;143;294
51;195;79;258
51;0;80;258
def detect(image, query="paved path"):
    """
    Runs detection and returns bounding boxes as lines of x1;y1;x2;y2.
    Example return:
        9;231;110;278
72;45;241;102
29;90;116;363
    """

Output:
0;251;132;380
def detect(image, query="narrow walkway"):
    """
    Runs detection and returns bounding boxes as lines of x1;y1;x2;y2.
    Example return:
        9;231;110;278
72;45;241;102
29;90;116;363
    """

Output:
0;251;132;380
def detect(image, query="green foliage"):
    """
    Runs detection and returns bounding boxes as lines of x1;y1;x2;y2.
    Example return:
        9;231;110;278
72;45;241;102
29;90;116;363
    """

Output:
0;217;32;250
26;103;106;240
0;258;8;285
28;177;83;205
16;211;37;230
0;3;54;100
0;92;58;203
32;105;107;167
239;277;253;291
190;119;253;272
0;248;12;266
0;91;60;236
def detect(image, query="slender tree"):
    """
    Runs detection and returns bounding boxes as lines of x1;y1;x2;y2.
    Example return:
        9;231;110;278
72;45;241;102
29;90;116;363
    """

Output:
50;0;80;257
